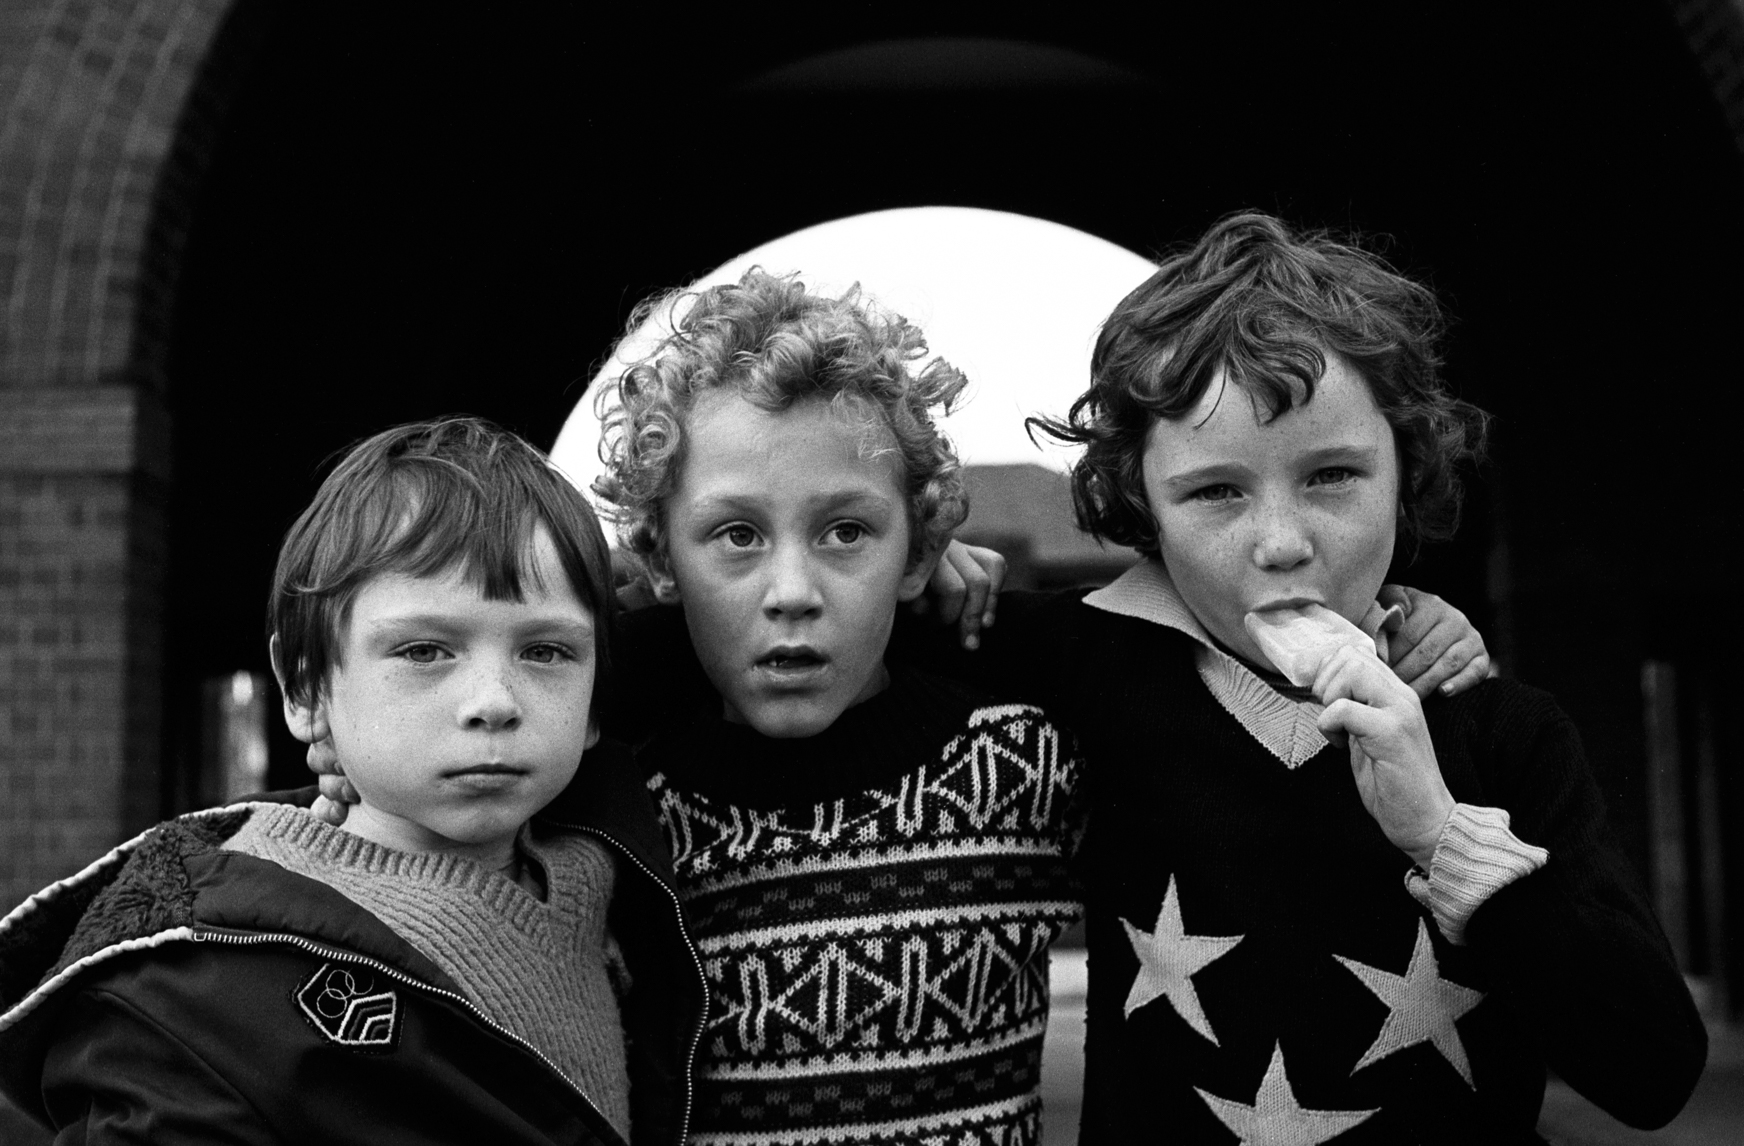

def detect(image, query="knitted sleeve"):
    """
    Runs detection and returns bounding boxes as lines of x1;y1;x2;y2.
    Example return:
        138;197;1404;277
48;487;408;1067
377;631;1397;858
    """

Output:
1457;686;1706;1130
1405;803;1548;944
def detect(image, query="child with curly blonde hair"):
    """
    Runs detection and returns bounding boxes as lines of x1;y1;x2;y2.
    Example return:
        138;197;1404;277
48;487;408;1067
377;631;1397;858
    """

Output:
594;267;1089;1144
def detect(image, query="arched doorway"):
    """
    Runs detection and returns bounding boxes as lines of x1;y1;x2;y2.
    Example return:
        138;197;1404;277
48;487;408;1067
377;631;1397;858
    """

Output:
3;0;1743;1034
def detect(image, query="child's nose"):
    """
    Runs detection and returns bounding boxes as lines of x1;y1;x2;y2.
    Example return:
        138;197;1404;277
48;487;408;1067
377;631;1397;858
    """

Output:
1251;504;1314;571
458;663;522;731
763;545;824;619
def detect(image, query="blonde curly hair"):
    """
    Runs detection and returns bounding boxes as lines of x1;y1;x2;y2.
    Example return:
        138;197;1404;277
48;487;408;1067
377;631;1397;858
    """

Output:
594;268;970;570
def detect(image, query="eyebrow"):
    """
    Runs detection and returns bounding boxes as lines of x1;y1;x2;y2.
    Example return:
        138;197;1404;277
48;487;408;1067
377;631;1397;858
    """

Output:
1157;462;1249;493
1157;444;1379;492
1299;444;1379;468
363;613;594;640
688;488;898;517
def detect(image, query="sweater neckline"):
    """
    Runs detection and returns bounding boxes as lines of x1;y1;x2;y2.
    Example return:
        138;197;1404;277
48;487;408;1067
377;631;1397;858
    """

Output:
226;803;559;917
647;666;984;809
1083;560;1395;768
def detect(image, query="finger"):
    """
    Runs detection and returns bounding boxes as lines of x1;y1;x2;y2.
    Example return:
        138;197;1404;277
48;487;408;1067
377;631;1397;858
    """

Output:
305;738;343;777
1393;590;1459;640
311;794;349;827
1375;583;1414;617
1406;631;1488;699
1388;617;1459;686
1311;645;1401;708
950;549;991;650
930;557;968;626
1316;697;1394;742
980;551;1006;629
1435;650;1493;697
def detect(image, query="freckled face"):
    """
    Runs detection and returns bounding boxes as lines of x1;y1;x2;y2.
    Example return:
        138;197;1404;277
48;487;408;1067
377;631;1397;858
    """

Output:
318;527;598;863
659;392;931;739
1140;351;1401;665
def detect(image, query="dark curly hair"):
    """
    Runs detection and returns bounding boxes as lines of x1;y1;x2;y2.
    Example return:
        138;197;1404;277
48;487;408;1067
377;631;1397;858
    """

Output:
594;267;970;569
1029;212;1489;559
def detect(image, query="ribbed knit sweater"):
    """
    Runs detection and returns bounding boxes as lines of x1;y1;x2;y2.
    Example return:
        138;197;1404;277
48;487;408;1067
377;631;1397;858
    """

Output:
224;804;632;1140
637;667;1085;1146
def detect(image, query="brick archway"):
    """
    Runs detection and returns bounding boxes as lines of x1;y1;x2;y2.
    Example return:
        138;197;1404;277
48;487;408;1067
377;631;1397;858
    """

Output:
0;0;264;904
3;0;1744;919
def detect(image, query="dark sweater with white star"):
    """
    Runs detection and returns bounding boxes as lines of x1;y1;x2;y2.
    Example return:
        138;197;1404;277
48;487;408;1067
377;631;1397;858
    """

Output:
895;568;1706;1145
623;651;1085;1146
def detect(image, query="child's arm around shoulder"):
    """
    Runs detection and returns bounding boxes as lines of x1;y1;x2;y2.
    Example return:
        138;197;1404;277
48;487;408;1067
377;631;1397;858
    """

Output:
1380;584;1491;698
926;544;1491;692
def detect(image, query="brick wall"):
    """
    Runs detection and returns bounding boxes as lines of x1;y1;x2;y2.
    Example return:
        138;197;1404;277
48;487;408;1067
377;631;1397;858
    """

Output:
0;0;251;909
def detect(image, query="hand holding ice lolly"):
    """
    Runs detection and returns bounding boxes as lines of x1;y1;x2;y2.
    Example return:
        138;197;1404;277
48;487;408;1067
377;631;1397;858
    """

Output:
1243;604;1378;690
1244;603;1455;867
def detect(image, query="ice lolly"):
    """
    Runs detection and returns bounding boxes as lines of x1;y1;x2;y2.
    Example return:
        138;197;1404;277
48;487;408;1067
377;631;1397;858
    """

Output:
1243;604;1377;689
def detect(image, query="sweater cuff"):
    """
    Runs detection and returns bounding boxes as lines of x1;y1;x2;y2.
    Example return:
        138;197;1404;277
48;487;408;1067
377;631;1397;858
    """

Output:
1403;804;1548;946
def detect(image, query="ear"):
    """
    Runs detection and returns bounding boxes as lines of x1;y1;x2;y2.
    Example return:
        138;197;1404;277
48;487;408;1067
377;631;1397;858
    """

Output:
269;634;330;745
897;538;946;603
584;717;602;749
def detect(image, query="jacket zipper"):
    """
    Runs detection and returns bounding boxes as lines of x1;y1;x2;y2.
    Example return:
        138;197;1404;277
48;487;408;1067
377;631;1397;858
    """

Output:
193;928;619;1140
561;824;709;1146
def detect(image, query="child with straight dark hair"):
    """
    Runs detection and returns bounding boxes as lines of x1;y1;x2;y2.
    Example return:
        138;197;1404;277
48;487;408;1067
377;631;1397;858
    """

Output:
0;418;706;1145
939;211;1706;1141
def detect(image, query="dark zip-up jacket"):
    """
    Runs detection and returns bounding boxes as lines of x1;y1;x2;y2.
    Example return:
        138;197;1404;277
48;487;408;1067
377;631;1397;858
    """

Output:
0;744;708;1146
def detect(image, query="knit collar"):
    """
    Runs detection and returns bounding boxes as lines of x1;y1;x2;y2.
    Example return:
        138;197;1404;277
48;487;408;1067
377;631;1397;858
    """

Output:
1083;559;1400;769
228;802;559;915
648;666;982;809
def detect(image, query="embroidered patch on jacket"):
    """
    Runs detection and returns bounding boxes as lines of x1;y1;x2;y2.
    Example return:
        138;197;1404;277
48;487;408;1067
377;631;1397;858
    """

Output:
294;962;401;1051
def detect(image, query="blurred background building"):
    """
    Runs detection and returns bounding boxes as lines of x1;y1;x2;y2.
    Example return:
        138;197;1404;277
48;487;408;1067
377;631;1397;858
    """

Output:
4;2;1744;1140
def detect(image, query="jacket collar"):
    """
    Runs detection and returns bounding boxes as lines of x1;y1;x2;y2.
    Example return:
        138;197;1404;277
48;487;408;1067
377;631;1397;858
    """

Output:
0;794;458;1042
2;741;680;1034
1084;559;1397;769
535;737;676;887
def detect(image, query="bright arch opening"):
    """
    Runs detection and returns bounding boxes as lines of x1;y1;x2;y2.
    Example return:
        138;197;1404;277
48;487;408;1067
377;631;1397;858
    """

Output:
552;206;1156;490
552;206;1155;580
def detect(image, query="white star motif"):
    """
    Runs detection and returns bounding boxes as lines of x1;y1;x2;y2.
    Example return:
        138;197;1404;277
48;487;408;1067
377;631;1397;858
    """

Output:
1335;918;1486;1086
1120;874;1243;1043
1196;1042;1379;1145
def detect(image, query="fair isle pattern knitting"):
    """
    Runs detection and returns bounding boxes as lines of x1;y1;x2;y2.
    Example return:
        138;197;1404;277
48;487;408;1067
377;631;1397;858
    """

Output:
651;703;1084;1146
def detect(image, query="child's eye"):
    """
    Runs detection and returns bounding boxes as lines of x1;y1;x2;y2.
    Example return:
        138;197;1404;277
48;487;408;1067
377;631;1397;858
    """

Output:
720;524;758;548
826;522;866;545
523;643;573;665
1311;467;1359;486
1190;484;1240;504
399;643;449;664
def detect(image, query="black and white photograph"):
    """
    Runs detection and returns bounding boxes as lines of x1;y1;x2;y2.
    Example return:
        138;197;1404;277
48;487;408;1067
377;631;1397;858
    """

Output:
2;2;1741;1143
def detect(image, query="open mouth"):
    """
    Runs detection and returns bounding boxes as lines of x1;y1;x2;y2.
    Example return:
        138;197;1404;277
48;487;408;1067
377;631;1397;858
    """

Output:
757;647;826;671
1251;597;1322;615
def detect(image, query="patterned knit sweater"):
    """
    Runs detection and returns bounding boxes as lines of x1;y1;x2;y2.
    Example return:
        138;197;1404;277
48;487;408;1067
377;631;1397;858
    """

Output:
224;804;633;1140
637;668;1085;1146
